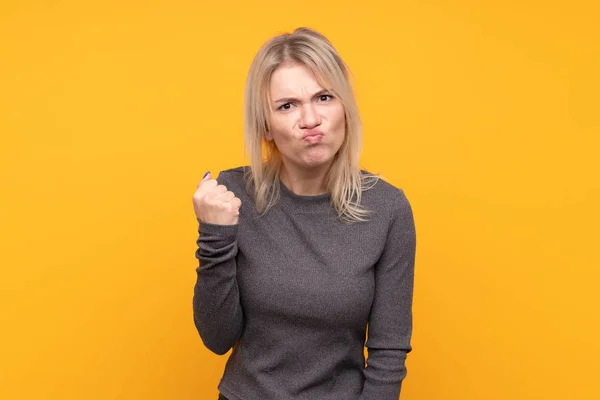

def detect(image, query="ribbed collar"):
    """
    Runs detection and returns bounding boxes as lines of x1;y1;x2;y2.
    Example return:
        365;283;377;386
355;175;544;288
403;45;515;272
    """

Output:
277;179;333;213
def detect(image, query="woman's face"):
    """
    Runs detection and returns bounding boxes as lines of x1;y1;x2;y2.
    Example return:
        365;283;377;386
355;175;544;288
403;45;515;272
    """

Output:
266;63;346;171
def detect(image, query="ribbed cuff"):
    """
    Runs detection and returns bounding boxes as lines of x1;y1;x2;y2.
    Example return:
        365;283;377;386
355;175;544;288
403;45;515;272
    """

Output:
197;218;238;238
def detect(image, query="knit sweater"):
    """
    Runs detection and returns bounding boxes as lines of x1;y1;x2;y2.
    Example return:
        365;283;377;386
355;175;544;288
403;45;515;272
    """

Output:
193;166;416;400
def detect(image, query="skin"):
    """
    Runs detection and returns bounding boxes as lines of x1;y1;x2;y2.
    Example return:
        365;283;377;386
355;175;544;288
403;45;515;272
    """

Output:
267;62;346;196
193;172;241;225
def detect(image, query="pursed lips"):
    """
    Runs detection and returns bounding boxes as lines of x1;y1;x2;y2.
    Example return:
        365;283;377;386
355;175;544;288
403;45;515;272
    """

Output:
301;129;324;139
302;129;324;144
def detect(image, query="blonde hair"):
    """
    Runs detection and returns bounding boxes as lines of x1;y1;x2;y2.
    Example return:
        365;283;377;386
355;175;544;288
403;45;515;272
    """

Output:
243;27;379;223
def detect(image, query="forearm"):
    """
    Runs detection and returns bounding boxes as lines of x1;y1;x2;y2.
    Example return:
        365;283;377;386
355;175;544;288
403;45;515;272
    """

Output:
193;219;244;355
359;347;409;399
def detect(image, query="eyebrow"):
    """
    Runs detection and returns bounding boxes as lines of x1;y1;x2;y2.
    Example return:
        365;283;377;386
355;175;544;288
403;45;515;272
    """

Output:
273;89;332;104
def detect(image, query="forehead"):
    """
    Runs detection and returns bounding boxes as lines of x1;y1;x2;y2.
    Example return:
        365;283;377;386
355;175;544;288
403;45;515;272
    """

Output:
269;63;329;96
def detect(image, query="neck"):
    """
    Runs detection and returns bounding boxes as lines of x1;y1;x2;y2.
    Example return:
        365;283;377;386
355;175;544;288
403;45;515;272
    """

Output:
280;160;332;196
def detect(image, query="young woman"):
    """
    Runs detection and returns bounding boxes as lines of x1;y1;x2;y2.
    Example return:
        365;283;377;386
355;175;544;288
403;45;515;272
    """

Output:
192;27;417;400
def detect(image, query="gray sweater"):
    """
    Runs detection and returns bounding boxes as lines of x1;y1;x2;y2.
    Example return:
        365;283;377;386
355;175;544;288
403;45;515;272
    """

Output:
193;166;416;400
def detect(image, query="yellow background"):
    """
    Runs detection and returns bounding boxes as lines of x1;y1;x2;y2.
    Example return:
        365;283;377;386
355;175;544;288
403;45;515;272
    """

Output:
1;1;598;399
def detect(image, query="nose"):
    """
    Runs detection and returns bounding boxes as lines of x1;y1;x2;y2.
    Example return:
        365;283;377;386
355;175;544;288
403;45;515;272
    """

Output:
299;103;321;129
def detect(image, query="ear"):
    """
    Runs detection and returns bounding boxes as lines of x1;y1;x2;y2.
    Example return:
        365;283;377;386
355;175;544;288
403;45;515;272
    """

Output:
265;131;273;141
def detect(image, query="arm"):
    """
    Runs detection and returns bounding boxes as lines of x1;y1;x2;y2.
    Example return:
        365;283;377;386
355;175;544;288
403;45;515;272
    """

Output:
192;173;244;355
360;190;417;399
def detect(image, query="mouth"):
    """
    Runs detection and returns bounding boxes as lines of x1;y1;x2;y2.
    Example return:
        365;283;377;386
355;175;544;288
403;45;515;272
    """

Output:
302;133;324;144
302;129;324;144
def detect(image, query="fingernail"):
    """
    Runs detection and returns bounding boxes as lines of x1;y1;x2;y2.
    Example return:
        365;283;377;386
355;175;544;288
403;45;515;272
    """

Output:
203;171;210;179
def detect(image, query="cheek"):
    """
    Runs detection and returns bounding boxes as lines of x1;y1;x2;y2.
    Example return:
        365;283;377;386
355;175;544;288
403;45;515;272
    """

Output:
328;101;344;121
269;115;294;140
330;105;346;134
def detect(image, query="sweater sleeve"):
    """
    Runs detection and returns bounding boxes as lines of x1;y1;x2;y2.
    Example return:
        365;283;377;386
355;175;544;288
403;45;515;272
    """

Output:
360;190;417;400
192;178;245;355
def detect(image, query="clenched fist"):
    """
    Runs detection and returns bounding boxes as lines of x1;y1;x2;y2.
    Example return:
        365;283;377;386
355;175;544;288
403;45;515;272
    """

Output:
193;172;242;225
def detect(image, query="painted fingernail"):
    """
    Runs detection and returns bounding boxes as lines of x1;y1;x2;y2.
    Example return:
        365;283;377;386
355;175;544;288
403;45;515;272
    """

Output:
203;171;210;179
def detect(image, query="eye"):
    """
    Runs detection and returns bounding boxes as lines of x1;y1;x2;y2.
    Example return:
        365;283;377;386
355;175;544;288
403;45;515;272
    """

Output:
277;103;293;111
318;94;333;102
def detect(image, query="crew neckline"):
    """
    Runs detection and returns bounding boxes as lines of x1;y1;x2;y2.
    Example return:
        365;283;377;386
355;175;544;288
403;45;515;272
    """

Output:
279;179;330;199
278;179;333;212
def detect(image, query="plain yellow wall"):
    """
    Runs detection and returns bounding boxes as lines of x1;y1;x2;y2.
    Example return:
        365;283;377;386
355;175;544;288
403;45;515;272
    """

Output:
1;1;598;399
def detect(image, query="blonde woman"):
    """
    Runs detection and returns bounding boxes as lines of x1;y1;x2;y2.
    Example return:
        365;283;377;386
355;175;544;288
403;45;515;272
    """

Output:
192;27;416;400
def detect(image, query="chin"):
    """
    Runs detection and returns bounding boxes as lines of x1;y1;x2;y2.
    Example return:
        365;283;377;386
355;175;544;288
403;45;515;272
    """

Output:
303;152;335;167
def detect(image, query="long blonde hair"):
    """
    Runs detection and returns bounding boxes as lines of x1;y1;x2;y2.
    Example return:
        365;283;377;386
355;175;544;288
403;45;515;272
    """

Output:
243;27;379;223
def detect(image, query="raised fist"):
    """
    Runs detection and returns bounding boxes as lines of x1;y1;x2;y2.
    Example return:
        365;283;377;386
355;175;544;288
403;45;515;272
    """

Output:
193;172;242;225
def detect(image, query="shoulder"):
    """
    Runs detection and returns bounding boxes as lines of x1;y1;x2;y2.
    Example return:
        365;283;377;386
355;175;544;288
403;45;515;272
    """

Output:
360;169;411;209
215;165;249;182
359;169;415;233
214;165;251;194
217;165;248;178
